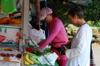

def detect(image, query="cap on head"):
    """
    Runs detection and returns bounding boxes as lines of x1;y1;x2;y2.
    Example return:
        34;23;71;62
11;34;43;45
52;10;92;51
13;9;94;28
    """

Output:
40;7;53;20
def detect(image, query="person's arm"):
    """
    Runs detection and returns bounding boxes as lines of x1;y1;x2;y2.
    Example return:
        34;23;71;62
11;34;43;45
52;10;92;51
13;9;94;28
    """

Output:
66;28;87;59
39;21;61;49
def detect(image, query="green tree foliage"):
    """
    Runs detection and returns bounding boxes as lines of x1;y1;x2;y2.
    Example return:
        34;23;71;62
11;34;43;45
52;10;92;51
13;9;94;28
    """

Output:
48;0;100;27
85;0;100;21
84;0;100;27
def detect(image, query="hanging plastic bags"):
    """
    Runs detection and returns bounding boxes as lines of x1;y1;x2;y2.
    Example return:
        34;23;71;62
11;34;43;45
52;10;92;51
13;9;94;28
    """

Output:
1;0;17;15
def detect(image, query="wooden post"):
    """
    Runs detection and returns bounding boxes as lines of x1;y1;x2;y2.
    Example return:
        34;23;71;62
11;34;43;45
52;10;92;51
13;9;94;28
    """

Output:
20;0;29;66
22;0;29;48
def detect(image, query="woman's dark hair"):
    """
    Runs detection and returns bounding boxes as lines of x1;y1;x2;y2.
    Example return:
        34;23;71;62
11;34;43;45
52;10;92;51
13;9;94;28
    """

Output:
30;16;40;30
68;6;84;18
52;12;57;18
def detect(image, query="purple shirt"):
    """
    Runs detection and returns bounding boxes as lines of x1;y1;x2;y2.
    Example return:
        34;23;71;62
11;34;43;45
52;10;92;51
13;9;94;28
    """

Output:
39;17;69;49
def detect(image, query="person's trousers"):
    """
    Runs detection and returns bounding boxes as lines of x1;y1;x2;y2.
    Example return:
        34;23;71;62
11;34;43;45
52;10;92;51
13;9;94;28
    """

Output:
57;55;67;66
51;47;68;66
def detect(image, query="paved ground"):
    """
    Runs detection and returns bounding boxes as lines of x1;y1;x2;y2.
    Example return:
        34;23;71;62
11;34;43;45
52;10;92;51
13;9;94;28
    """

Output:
92;43;100;66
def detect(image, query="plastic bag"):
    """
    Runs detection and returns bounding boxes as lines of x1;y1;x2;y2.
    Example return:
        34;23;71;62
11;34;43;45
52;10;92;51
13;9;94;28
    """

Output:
29;28;45;47
38;52;58;66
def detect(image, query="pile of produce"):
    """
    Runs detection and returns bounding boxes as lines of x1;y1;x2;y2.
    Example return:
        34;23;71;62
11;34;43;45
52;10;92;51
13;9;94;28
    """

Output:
66;24;100;44
23;52;39;66
24;47;58;66
0;52;21;62
0;17;21;26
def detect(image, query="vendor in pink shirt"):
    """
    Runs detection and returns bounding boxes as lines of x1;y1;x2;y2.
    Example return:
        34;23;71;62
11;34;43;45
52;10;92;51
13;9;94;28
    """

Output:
39;7;69;66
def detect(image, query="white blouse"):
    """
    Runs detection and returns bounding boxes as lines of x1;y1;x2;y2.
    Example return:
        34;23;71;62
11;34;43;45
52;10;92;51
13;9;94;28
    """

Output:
66;24;92;66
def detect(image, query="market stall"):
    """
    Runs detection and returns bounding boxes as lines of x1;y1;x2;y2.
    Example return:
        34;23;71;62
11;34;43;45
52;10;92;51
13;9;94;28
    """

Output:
0;0;59;66
0;0;22;66
24;0;59;66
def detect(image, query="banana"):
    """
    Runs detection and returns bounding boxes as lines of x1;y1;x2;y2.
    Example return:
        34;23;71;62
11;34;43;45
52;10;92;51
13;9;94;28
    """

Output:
24;53;34;65
24;60;30;66
33;59;39;64
29;53;39;64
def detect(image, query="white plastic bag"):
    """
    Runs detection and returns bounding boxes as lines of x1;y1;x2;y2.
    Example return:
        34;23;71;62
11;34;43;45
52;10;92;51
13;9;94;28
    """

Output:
30;28;45;44
38;52;58;66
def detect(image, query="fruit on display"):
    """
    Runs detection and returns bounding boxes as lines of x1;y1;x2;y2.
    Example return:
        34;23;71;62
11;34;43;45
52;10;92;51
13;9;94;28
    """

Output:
24;60;30;66
87;20;100;27
29;53;39;64
16;54;22;59
24;53;34;65
0;17;21;26
3;57;10;61
26;48;33;53
0;17;9;24
92;27;99;34
67;24;78;35
3;47;13;51
0;53;21;62
87;20;94;26
9;18;21;26
24;52;39;66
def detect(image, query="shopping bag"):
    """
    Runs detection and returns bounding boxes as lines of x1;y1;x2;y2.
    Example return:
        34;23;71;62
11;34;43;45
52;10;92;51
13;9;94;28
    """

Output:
38;52;58;66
